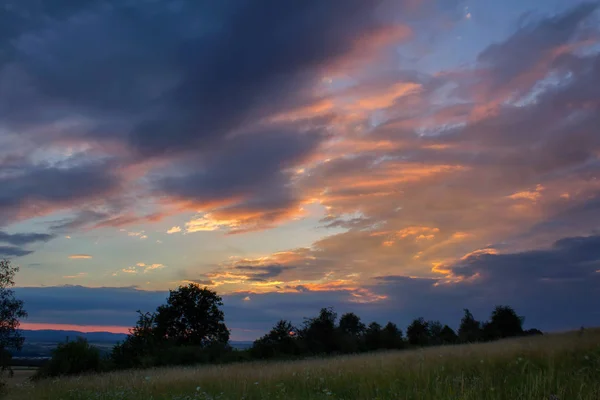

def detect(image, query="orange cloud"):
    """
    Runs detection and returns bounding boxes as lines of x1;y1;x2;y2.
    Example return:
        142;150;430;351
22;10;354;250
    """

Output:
506;184;545;202
68;254;92;259
346;82;422;112
167;226;182;234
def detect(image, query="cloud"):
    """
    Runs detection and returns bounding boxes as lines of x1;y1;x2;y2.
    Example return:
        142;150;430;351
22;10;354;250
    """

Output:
68;254;92;260
0;246;32;257
0;231;55;246
166;226;181;234
0;160;121;227
14;232;600;340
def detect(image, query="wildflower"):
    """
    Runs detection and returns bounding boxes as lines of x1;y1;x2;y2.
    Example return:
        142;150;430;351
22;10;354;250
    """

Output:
196;386;201;392
254;381;259;385
584;355;590;360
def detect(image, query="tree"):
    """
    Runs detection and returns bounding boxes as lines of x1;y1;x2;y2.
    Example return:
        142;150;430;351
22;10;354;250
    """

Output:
381;322;404;349
153;284;230;346
251;320;299;359
364;322;382;351
427;320;444;346
300;307;338;354
35;337;101;379
458;309;482;343
337;312;366;353
406;318;429;347
439;325;458;344
338;313;366;337
111;311;161;368
486;305;524;339
0;259;27;383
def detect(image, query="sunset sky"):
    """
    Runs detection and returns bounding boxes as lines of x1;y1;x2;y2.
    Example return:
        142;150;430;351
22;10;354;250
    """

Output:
1;0;600;341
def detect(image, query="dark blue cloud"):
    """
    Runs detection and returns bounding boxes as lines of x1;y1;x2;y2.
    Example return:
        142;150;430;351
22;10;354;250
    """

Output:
3;0;398;156
0;246;32;257
0;160;121;227
233;264;295;282
0;0;408;232
0;231;55;246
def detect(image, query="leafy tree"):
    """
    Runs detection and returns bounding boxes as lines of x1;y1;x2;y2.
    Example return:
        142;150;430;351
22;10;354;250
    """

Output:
406;318;429;347
338;313;366;337
364;322;382;351
486;305;524;339
35;337;101;379
427;320;444;345
337;313;366;353
458;309;482;343
439;324;458;344
111;311;161;369
0;259;27;384
381;322;404;349
154;284;230;346
300;308;338;354
251;320;299;359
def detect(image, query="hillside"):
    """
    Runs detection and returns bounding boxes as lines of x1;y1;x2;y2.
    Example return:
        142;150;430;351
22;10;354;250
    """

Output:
6;328;600;400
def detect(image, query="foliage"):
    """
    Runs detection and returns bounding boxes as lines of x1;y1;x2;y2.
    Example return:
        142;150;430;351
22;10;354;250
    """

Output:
111;285;230;369
251;320;300;359
338;313;365;337
111;311;161;369
299;307;339;355
458;309;482;343
364;322;382;351
483;305;525;340
34;337;101;379
439;324;459;344
380;322;404;349
0;259;27;387
154;284;230;346
406;318;430;346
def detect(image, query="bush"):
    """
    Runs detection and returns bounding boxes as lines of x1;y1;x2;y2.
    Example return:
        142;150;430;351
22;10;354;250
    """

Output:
34;337;101;379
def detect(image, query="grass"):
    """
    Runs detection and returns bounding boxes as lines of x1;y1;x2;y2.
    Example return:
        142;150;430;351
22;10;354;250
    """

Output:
5;328;600;400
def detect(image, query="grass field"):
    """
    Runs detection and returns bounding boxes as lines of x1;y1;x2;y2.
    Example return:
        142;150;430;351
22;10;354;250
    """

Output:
5;328;600;400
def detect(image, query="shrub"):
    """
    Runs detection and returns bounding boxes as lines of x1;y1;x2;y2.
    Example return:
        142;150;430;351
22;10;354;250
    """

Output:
34;337;101;379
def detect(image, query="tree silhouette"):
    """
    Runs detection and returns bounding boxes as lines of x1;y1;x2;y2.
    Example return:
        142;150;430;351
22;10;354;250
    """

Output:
154;284;230;346
427;320;444;345
406;318;429;346
483;305;524;340
458;309;482;343
338;312;366;353
251;320;299;359
300;307;338;354
365;322;382;351
111;311;160;368
339;313;366;336
439;325;458;344
0;259;27;384
381;322;404;349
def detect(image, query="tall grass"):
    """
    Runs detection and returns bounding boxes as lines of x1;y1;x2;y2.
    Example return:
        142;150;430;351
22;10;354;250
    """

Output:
7;328;600;400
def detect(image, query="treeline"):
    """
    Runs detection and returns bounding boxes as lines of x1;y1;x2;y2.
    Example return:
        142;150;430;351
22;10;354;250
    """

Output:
34;284;542;379
250;307;542;360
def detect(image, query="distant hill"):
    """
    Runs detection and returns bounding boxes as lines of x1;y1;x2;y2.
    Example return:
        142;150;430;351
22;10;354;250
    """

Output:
11;329;253;359
19;329;128;343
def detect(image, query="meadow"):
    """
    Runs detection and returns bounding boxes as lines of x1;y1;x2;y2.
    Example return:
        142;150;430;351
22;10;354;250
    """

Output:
6;328;600;400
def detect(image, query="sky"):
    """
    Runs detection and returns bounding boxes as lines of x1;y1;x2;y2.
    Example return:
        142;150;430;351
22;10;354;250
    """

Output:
1;0;600;341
